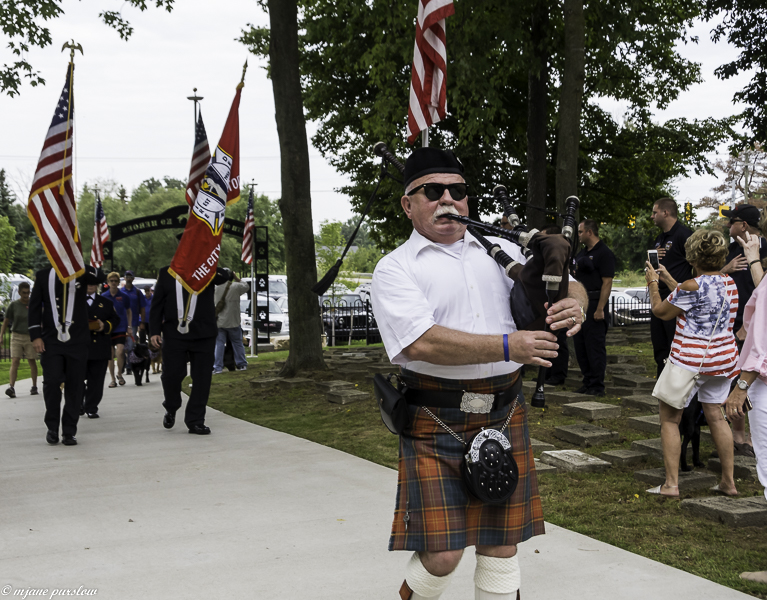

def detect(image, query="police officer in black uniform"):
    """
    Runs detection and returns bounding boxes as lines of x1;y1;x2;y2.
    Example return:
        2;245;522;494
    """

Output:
573;219;616;396
80;283;118;418
149;265;233;434
29;265;103;446
650;198;693;377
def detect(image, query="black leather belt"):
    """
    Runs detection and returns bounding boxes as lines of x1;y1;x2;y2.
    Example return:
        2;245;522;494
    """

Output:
405;376;523;414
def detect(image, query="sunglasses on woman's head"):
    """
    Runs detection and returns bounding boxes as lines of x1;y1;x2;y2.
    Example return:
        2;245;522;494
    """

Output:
408;182;468;201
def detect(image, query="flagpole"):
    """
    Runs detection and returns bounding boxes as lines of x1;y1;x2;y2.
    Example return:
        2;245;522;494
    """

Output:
421;129;429;148
187;87;204;125
249;179;256;358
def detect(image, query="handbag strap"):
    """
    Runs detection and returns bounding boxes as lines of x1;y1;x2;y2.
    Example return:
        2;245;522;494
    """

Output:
695;278;729;373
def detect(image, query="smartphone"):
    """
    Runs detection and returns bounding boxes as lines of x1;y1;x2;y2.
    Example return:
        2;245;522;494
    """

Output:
648;249;660;269
721;395;753;423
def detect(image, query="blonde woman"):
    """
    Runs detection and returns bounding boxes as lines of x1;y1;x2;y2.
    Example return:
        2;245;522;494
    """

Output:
645;229;739;497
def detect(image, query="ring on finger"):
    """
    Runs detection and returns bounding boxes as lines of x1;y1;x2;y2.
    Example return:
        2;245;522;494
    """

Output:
569;316;577;325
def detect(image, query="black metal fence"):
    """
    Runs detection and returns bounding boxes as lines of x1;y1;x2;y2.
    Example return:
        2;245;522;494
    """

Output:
608;292;651;327
320;298;381;347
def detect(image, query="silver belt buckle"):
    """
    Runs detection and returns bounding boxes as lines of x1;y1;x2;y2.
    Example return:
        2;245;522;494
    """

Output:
460;391;495;414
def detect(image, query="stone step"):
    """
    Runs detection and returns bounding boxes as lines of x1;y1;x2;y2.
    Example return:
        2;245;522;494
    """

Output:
278;377;314;389
326;389;369;404
533;458;558;474
530;438;555;454
631;438;692;460
622;395;659;414
611;374;656;390
249;377;282;389
600;449;646;466
680;496;767;527
274;360;286;369
537;391;581;405
522;381;558;394
336;367;369;376
628;415;660;434
605;363;647;375
605;386;640;397
562;401;621;421
634;467;717;492
707;456;759;481
314;380;356;393
553;424;619;447
367;365;396;375
565;377;582;388
606;354;633;364
539;449;611;472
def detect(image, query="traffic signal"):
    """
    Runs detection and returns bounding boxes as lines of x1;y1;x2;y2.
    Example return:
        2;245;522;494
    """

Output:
719;204;730;218
684;202;693;222
628;215;636;229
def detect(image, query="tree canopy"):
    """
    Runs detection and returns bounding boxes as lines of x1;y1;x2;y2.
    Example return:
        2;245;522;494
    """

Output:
1;0;174;96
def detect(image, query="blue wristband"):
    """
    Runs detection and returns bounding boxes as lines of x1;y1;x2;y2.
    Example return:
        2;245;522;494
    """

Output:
503;333;510;362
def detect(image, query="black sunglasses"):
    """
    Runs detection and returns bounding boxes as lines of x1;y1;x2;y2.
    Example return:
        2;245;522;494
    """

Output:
408;182;468;201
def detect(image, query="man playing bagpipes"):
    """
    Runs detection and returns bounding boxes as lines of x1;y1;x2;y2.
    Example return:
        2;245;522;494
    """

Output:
371;148;588;600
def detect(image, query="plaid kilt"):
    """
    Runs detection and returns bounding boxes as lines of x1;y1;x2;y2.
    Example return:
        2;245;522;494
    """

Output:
389;369;545;552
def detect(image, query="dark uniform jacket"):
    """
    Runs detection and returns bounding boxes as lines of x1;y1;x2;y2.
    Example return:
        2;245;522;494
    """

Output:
149;266;233;341
86;294;118;360
653;220;693;298
28;267;102;351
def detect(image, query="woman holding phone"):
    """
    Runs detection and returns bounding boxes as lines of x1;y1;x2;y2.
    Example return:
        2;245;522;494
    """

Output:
645;229;739;497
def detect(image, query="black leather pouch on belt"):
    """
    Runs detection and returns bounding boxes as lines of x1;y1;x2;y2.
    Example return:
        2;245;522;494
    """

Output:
373;373;409;435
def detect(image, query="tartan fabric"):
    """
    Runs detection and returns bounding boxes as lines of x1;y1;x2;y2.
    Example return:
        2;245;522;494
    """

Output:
400;368;519;394
389;388;545;552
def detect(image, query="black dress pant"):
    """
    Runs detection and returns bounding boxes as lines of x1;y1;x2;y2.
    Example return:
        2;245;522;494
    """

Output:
41;348;87;436
573;299;608;392
650;313;677;378
82;359;109;414
160;336;216;428
545;328;569;383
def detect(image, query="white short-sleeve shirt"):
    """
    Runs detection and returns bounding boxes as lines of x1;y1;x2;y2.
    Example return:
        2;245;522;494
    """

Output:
371;228;526;379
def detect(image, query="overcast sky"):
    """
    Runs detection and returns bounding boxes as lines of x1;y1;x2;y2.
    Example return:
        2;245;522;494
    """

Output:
0;2;753;228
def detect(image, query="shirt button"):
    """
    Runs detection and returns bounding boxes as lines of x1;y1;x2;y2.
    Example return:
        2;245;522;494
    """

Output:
476;313;480;318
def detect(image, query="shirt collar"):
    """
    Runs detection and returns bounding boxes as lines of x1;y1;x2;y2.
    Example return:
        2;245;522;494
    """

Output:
406;227;483;260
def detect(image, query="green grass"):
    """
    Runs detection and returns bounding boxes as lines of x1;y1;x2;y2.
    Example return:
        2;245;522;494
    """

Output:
0;359;42;386
205;342;767;598
614;270;648;288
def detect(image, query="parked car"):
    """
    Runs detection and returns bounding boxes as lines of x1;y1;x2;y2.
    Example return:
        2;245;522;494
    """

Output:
240;293;289;345
240;275;288;302
0;273;34;305
275;296;289;314
608;288;651;326
319;292;379;344
354;282;372;304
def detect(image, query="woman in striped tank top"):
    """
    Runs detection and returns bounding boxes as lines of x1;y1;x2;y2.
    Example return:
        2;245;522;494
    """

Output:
645;229;739;498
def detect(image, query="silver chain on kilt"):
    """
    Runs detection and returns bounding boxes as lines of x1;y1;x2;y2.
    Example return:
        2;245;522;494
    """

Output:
421;399;519;445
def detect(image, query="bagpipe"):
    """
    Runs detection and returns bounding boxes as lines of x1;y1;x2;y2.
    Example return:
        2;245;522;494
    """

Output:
374;142;579;408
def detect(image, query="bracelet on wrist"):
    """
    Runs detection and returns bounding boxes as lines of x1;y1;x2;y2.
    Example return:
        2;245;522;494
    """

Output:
648;279;659;285
749;259;761;268
503;333;510;362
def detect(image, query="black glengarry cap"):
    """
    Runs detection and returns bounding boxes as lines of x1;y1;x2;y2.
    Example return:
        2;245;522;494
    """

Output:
404;147;464;189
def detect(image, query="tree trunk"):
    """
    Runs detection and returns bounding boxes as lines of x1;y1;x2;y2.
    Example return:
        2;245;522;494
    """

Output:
526;1;549;231
267;0;325;375
555;0;585;223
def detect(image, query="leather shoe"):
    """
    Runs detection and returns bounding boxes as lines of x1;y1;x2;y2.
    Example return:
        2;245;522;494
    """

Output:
62;435;77;446
585;388;606;397
545;378;565;386
188;424;211;435
79;405;86;416
46;430;59;445
163;411;176;430
86;412;99;419
574;386;589;394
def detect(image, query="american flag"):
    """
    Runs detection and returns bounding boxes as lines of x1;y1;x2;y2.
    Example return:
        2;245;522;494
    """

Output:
26;62;85;283
406;0;455;145
90;192;109;268
241;185;255;264
185;110;211;206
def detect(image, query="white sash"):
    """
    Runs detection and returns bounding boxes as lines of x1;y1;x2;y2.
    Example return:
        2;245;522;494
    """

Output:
48;268;76;342
175;280;198;335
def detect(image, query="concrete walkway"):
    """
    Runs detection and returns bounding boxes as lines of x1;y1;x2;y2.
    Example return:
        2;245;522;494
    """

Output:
0;375;753;600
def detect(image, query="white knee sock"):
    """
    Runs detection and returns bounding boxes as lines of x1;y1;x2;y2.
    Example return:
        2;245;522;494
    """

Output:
474;554;520;599
405;552;455;599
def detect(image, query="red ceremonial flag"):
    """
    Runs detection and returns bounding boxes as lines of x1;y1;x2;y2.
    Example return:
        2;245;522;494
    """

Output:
169;74;244;296
406;0;455;145
241;185;255;264
90;192;109;268
26;61;85;283
185;110;211;206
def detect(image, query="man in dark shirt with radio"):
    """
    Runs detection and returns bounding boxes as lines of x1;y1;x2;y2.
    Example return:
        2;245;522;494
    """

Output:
573;219;616;395
650;198;693;377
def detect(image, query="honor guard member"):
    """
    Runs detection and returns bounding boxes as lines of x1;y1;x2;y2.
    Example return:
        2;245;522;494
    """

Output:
650;198;693;377
371;148;587;600
572;219;616;396
149;265;234;434
81;284;119;418
28;265;103;446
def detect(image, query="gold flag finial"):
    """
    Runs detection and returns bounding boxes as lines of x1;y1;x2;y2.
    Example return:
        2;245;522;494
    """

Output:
61;40;84;63
238;60;248;89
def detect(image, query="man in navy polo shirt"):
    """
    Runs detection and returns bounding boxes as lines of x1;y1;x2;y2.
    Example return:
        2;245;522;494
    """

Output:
120;270;147;335
650;198;693;377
